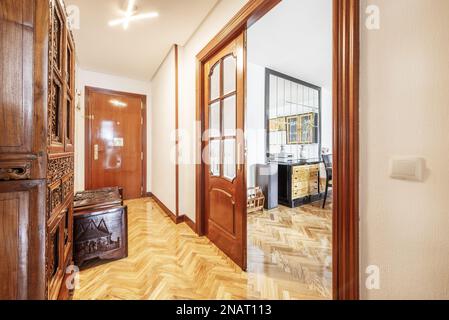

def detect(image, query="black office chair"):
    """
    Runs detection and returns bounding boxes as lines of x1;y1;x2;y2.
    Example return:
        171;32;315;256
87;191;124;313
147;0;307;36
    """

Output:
322;154;333;209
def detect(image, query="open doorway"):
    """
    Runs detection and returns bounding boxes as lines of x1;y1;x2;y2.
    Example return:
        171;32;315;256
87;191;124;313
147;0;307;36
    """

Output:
196;0;359;300
245;0;333;299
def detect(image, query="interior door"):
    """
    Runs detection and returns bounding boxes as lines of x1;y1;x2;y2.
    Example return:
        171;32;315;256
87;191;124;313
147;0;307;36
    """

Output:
86;88;144;200
204;32;247;270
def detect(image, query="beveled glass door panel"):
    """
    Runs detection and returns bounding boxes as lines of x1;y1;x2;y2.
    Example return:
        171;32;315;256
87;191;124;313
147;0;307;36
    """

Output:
223;138;236;180
210;62;221;101
209;101;221;138
210;140;221;177
223;55;237;95
223;95;236;137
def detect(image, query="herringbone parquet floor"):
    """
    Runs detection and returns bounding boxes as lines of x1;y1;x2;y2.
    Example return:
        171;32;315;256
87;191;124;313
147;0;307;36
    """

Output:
73;197;332;300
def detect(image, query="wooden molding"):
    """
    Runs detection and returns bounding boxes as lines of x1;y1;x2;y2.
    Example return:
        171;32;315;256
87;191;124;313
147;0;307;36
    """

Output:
151;194;183;224
183;215;196;233
178;215;197;233
196;0;281;61
174;44;180;217
332;0;360;300
149;194;197;232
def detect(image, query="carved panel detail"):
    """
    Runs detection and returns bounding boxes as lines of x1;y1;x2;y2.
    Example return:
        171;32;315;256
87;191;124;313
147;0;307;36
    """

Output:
62;175;74;198
47;227;60;280
49;185;63;214
51;3;63;73
49;77;63;144
47;156;74;183
0;162;31;181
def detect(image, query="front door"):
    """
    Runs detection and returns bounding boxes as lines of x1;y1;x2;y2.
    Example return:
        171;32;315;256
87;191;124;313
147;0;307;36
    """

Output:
86;88;144;200
204;32;247;270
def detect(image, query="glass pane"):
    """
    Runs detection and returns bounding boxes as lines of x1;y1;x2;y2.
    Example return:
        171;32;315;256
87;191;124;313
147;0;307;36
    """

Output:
287;117;298;144
223;95;236;136
210;140;220;176
223;55;236;95
210;62;221;101
223;139;236;180
209;102;220;138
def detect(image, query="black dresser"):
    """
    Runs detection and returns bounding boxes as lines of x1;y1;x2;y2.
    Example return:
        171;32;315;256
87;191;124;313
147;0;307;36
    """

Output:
275;160;323;208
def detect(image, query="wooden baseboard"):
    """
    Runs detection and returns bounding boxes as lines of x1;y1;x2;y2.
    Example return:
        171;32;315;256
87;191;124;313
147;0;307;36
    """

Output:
145;192;153;198
180;215;196;233
148;194;197;232
151;194;182;224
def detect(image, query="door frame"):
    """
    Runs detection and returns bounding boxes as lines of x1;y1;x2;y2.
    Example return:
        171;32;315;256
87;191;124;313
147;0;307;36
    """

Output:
84;86;148;197
195;0;360;300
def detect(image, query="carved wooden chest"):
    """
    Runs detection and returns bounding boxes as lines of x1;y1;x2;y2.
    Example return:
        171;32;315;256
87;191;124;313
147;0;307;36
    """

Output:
73;188;128;267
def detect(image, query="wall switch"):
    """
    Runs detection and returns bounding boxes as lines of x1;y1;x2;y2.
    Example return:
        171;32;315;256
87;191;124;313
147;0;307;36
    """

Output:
389;157;425;182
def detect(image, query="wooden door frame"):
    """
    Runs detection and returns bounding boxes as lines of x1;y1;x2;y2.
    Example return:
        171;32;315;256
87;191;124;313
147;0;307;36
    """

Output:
195;0;360;300
84;86;148;197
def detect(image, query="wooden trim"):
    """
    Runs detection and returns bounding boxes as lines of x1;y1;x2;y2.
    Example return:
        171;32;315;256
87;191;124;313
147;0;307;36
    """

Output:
84;86;148;196
142;95;148;197
195;0;360;300
196;59;205;235
182;215;196;233
151;193;184;224
332;0;360;300
174;44;180;217
196;0;282;61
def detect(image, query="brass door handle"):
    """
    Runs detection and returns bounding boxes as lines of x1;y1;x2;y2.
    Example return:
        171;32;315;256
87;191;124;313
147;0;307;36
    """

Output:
237;143;243;172
94;144;99;161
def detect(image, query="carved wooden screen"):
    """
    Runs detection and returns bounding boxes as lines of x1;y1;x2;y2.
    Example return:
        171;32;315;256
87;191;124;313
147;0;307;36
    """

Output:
46;0;76;300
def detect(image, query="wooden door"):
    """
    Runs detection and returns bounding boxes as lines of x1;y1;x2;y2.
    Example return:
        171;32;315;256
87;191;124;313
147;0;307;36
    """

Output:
86;88;144;200
204;33;247;270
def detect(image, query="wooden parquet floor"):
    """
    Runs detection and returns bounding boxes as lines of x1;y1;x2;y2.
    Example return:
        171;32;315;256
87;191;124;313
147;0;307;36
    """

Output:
73;197;332;300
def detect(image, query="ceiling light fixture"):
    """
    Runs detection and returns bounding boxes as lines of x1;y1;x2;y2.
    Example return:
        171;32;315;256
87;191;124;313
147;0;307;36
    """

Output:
108;0;159;30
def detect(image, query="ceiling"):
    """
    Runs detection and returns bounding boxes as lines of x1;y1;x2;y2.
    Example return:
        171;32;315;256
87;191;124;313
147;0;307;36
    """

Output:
67;0;219;81
248;0;332;88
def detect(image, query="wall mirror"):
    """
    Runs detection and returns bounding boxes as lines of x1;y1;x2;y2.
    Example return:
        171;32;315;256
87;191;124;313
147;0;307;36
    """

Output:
265;69;321;161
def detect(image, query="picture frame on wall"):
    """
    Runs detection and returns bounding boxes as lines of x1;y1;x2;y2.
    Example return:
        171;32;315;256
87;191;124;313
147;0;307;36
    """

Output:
299;113;318;144
286;115;300;144
269;117;286;132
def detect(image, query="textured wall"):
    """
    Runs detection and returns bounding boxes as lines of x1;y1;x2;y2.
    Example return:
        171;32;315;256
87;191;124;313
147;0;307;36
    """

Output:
360;0;449;299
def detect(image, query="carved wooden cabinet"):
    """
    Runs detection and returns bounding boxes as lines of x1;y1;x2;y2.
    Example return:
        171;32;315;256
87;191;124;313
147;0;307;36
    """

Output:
0;0;75;300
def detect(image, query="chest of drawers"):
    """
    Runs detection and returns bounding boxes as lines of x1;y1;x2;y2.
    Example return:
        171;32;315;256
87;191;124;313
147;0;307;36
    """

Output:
278;162;323;208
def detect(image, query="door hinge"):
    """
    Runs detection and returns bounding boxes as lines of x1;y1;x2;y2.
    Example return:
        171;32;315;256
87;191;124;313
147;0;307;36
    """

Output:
141;117;144;125
141;152;144;161
86;115;95;120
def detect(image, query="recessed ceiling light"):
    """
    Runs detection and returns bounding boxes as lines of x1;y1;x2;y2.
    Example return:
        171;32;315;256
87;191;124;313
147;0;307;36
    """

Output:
108;0;159;30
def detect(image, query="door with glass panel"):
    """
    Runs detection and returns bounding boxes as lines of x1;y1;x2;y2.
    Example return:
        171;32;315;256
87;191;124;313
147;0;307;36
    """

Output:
204;33;246;270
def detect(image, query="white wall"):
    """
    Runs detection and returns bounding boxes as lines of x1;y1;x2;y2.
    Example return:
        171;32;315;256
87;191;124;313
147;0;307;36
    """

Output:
246;62;267;188
177;0;250;220
74;68;152;193
360;0;449;299
150;47;177;213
